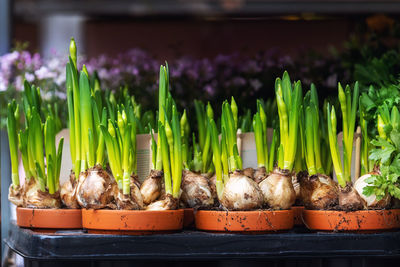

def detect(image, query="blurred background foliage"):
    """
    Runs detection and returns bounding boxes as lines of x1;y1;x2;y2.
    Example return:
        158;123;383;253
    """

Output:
2;15;400;131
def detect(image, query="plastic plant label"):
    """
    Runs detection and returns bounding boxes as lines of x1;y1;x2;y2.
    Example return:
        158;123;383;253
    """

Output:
238;128;274;169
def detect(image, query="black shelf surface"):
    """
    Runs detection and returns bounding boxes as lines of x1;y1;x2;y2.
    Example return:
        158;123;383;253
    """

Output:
4;222;400;261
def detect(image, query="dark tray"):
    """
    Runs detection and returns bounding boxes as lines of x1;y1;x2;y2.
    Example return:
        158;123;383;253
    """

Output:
5;222;400;261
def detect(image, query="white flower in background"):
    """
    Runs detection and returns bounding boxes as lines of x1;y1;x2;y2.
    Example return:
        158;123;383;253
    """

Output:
55;71;66;86
42;91;51;101
25;72;35;82
47;57;60;70
250;79;262;91
1;51;19;68
14;76;23;91
0;75;7;92
326;73;337;88
55;91;67;99
35;66;56;80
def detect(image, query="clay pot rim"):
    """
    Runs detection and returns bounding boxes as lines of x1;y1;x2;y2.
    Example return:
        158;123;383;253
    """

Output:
16;207;82;229
302;208;400;231
82;209;183;214
17;207;81;210
304;209;400;214
197;209;292;214
195;208;294;232
82;208;184;232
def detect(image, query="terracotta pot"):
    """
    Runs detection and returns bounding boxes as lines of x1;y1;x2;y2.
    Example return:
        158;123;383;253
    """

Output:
291;206;304;225
82;209;184;234
195;210;294;232
303;209;400;231
183;208;195;228
16;207;82;229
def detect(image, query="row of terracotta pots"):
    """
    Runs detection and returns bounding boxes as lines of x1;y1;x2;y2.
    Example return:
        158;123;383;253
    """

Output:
16;208;293;233
16;206;400;233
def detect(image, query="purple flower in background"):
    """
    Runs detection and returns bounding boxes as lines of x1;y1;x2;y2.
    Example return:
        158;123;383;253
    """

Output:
32;53;42;70
242;60;262;73
204;84;215;96
204;80;218;97
278;55;293;68
1;45;346;131
230;77;246;87
132;67;139;76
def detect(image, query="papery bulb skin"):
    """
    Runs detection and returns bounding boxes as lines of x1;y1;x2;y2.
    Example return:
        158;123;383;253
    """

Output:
354;173;391;209
243;167;255;180
140;170;163;205
181;170;214;208
60;171;80;209
338;183;366;211
220;170;264;211
259;168;296;210
201;172;214;179
8;184;24;207
254;167;268;183
208;174;218;202
146;194;178;210
76;165;117;209
115;174;144;210
292;172;301;200
298;172;338;210
24;178;61;208
391;197;400;209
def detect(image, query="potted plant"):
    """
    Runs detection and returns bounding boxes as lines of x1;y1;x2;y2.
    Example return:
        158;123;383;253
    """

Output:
195;73;301;232
303;82;400;231
178;101;215;228
296;85;337;225
7;81;81;229
80;63;184;234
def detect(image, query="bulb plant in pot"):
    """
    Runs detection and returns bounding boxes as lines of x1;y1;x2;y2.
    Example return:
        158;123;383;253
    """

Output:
256;72;301;212
7;81;82;229
61;38;111;210
180;101;216;227
81;63;184;234
303;82;400;231
297;85;339;221
195;74;298;232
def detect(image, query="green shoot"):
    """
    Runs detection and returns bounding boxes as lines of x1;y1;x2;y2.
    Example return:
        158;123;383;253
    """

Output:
7;101;20;187
275;71;302;171
253;100;269;169
210;119;224;199
302;85;325;175
338;82;359;182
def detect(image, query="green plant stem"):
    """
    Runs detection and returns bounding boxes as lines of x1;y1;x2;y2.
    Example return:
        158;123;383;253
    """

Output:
7;102;19;187
327;105;346;187
210;119;224;199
